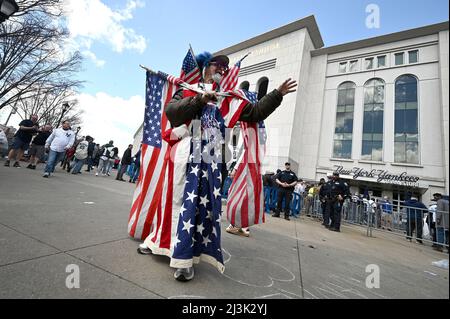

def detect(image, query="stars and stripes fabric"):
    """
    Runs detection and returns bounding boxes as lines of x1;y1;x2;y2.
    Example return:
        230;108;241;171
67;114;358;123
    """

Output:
220;59;241;92
225;91;267;228
170;105;226;272
127;71;174;241
180;48;201;85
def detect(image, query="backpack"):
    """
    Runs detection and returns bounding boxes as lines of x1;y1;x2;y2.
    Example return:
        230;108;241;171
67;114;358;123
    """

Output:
75;141;89;160
100;145;112;159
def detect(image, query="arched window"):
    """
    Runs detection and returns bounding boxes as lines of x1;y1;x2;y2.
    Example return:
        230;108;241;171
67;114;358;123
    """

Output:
333;82;355;159
257;77;269;100
362;78;385;161
239;81;250;91
394;75;419;164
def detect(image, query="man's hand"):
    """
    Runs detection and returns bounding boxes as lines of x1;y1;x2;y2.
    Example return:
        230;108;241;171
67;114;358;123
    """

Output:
277;78;298;96
201;91;218;104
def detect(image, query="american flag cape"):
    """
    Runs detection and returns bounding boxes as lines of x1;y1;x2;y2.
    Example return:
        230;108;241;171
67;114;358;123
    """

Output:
128;55;267;272
225;91;266;228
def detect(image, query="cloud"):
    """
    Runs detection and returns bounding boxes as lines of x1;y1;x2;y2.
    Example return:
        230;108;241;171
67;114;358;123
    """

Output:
77;92;144;154
81;50;106;67
65;0;147;60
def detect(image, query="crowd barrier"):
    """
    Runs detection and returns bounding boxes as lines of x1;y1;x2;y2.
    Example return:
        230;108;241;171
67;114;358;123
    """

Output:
223;183;449;250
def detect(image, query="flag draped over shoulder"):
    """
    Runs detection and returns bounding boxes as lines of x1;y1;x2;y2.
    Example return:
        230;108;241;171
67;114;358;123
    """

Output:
225;91;266;228
127;50;266;271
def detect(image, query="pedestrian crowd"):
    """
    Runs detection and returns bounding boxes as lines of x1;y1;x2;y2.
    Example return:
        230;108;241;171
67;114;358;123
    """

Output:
1;115;141;183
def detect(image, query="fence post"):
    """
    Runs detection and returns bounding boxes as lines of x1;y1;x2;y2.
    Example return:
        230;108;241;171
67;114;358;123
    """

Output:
367;209;373;237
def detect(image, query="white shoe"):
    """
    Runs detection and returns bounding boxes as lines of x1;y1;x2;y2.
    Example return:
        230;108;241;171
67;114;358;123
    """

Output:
174;267;194;282
95;173;98;176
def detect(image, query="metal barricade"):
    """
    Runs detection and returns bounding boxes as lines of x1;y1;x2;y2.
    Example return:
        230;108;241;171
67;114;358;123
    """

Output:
340;198;449;250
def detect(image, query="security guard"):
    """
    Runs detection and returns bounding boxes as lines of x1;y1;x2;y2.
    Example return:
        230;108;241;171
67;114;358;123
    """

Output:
319;173;333;227
272;162;298;221
328;172;350;232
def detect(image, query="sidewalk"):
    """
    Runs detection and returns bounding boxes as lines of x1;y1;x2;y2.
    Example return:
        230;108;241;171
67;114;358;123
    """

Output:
0;160;448;299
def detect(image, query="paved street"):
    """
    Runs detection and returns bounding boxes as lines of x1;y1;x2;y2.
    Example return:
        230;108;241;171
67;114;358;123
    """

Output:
0;160;448;299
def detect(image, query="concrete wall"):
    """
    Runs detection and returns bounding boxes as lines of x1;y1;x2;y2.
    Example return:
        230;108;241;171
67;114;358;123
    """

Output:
438;30;449;195
229;29;308;172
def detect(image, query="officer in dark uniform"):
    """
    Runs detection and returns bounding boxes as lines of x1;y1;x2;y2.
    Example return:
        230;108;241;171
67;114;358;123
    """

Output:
319;173;333;227
272;162;298;221
328;172;350;232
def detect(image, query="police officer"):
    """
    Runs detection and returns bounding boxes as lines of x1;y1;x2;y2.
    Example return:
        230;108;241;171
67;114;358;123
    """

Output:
319;173;333;227
328;172;350;232
272;162;298;221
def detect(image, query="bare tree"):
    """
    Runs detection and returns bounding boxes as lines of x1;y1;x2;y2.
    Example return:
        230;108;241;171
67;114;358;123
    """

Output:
14;84;84;128
0;0;83;111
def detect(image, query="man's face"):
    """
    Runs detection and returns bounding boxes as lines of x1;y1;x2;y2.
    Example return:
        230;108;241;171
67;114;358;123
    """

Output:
62;122;70;130
285;164;290;171
31;115;38;123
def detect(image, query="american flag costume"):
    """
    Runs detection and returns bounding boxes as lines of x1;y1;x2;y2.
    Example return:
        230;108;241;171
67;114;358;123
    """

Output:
128;51;266;273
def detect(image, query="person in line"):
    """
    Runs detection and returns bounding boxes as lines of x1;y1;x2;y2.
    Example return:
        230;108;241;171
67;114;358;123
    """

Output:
129;146;141;183
43;121;75;178
96;140;115;176
116;144;133;181
71;136;91;174
27;125;52;169
433;193;449;253
4;115;39;168
404;195;428;243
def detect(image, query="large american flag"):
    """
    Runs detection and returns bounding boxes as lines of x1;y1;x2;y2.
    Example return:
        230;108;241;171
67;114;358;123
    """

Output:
127;72;174;241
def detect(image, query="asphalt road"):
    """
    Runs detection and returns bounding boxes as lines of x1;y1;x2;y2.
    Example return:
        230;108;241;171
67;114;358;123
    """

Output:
0;159;448;299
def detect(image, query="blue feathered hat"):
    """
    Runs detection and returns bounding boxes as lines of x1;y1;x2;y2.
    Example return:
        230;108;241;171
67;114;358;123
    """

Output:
195;52;213;70
196;51;229;70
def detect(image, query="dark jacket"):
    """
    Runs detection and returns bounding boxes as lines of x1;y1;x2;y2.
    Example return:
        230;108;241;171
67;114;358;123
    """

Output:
87;142;95;156
404;198;427;220
165;89;283;127
133;150;141;167
32;131;51;146
121;148;133;165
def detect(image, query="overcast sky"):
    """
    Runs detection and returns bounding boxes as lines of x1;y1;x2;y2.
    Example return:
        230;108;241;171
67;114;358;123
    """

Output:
1;0;448;154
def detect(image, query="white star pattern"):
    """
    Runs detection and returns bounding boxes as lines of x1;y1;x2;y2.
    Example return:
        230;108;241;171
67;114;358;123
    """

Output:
182;219;194;233
211;161;218;172
196;223;205;235
200;195;209;207
186;190;197;203
213;187;221;198
202;235;211;247
190;165;200;176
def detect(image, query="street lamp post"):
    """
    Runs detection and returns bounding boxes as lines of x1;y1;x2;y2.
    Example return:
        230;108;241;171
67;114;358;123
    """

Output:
57;102;70;127
4;106;16;126
0;0;19;23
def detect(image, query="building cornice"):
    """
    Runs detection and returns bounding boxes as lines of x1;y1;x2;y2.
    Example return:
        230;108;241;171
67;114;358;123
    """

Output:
311;21;449;57
214;15;324;57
